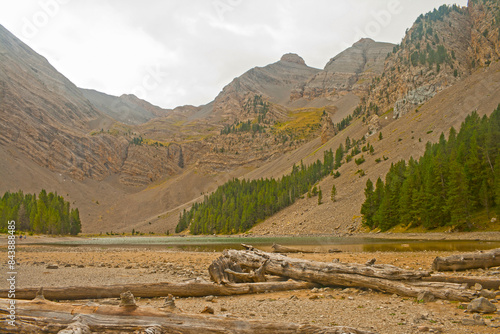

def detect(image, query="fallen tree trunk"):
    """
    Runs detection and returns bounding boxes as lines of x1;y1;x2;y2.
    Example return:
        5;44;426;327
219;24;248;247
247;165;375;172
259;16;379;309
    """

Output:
423;275;500;290
222;248;479;301
224;248;430;280
0;280;319;301
271;243;314;253
0;298;376;334
432;248;500;271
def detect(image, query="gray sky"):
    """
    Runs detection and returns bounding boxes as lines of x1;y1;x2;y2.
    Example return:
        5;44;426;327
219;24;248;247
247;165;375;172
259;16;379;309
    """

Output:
0;0;467;109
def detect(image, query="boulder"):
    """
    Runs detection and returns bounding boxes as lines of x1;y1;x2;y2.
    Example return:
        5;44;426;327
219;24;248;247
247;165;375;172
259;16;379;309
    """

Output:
467;297;497;313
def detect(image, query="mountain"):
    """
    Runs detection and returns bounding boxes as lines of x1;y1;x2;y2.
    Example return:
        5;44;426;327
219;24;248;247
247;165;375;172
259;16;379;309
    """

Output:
0;24;127;181
0;24;188;187
291;38;395;101
80;89;170;125
209;53;321;122
367;1;500;119
1;0;500;236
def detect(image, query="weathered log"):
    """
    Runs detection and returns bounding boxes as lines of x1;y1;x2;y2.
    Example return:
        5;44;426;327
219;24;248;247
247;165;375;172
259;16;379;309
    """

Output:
0;298;376;334
272;243;314;253
225;248;430;280
225;259;269;282
208;256;246;283
432;248;500;271
223;248;478;301
422;275;500;290
0;280;319;301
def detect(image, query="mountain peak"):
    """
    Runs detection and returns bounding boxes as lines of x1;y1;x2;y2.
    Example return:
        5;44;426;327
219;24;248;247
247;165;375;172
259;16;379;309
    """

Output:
352;38;376;47
280;53;306;66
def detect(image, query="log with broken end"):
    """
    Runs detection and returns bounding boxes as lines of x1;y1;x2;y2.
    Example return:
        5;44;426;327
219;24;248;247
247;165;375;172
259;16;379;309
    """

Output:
0;280;319;301
432;248;500;271
222;248;479;301
0;298;377;334
224;248;430;280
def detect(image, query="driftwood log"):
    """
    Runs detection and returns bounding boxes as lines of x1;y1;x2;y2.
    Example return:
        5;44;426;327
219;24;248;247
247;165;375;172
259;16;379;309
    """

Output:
0;280;319;301
0;298;376;334
271;243;314;253
224;248;430;280
432;248;500;271
222;248;480;301
422;275;500;290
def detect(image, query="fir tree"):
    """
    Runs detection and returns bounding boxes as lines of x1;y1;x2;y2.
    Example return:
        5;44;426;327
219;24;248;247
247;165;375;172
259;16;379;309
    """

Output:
331;184;337;202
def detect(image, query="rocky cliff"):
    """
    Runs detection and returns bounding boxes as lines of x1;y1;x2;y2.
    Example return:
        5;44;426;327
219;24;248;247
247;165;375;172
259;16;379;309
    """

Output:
367;1;500;119
291;39;394;101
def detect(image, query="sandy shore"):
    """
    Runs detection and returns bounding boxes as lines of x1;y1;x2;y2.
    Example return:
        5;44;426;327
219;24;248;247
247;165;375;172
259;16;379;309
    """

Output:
1;234;500;333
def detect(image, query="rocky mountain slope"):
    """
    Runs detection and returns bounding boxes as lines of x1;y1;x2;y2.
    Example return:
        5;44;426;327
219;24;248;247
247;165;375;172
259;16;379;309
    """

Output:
0;24;185;186
291;38;394;101
208;53;321;123
367;0;500;119
81;89;169;125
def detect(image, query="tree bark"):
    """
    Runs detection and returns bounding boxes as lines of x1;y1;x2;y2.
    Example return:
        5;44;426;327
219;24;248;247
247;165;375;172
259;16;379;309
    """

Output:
0;298;376;334
431;248;500;271
222;248;479;301
0;280;319;301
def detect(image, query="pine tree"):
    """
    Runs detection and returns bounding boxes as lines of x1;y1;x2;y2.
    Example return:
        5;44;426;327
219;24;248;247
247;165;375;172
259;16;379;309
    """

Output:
360;179;375;228
331;184;337;202
318;187;323;205
446;161;471;228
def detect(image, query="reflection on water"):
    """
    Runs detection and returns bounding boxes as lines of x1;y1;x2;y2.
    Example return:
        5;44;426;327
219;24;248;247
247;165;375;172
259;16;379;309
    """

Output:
42;236;500;253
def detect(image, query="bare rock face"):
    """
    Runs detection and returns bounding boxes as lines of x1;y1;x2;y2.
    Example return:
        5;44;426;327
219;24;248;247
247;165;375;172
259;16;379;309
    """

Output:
393;85;436;119
292;39;394;101
280;53;306;66
210;54;320;122
366;115;381;137
468;0;500;67
321;113;336;144
367;2;500;118
324;38;393;74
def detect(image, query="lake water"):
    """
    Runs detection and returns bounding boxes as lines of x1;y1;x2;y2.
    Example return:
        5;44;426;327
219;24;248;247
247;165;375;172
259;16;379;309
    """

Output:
41;235;500;253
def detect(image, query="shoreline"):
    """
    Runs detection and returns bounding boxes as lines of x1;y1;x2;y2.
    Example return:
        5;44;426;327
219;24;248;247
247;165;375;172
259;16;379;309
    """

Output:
2;231;500;245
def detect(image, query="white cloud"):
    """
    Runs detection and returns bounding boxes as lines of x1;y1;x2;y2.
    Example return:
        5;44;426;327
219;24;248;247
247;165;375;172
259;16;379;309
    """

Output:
0;0;469;109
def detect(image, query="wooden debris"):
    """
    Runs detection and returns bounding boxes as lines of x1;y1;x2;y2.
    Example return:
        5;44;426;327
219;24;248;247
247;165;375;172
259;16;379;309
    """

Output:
221;247;479;301
225;259;269;282
208;256;246;283
224;247;430;280
0;298;376;334
271;243;314;253
0;280;319;301
422;275;500;290
432;248;500;271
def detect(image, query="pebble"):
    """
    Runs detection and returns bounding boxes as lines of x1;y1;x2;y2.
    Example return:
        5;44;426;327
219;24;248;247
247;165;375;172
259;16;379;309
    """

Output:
201;306;214;314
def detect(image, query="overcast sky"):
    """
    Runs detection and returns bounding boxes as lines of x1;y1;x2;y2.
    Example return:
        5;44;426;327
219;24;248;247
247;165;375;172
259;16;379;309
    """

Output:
0;0;467;109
